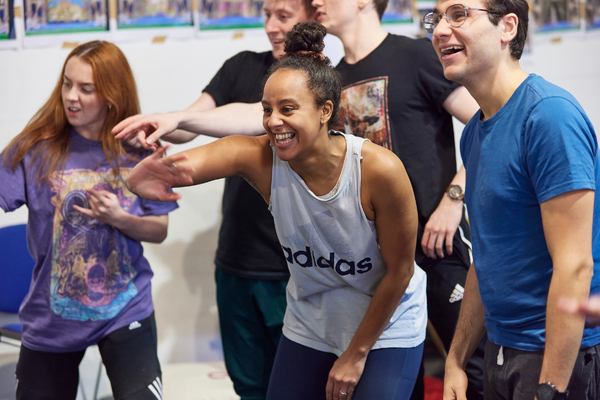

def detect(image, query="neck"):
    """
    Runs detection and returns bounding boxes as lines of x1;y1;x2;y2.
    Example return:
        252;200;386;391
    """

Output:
288;129;347;193
466;61;529;121
335;15;387;65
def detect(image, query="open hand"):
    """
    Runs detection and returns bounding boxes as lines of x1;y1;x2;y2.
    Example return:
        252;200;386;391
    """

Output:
126;144;194;202
112;112;181;150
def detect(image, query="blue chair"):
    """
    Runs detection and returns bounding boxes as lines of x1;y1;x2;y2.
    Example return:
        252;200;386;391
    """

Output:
0;223;35;346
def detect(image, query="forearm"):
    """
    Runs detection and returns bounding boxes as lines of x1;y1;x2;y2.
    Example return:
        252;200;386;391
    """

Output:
446;264;487;370
540;257;593;391
109;213;169;243
175;102;265;138
450;165;466;189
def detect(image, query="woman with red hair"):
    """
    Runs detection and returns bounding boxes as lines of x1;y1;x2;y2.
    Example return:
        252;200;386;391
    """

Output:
0;41;177;400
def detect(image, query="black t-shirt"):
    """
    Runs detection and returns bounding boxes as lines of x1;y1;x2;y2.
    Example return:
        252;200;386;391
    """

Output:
335;34;463;264
203;50;289;279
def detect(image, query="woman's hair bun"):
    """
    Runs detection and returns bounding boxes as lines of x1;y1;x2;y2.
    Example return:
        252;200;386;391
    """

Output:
284;21;327;56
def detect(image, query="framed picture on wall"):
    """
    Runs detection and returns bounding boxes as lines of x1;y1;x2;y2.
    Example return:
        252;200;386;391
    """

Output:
382;0;414;24
117;0;192;29
584;0;600;30
0;0;14;40
199;0;264;30
23;0;109;35
532;0;581;33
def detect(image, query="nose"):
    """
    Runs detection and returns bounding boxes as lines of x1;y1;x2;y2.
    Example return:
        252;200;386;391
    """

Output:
432;16;452;39
264;16;278;35
311;0;322;8
267;111;284;130
64;86;78;102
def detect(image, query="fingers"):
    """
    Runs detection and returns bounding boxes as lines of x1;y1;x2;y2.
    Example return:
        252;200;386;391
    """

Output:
145;127;169;146
422;229;450;259
72;204;92;217
111;114;144;137
445;232;454;256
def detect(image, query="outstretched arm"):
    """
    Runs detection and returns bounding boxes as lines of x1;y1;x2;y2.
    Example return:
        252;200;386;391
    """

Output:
325;143;418;400
559;295;600;327
421;87;478;259
112;101;264;150
538;189;594;392
126;136;273;202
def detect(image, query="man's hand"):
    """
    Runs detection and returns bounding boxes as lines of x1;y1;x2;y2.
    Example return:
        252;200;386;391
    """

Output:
421;194;464;259
443;360;469;400
112;112;183;150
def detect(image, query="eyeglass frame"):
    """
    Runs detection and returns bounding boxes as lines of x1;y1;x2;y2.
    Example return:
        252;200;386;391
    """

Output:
422;4;501;34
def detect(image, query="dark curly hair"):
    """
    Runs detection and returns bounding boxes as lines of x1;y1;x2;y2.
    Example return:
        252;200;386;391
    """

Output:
263;21;342;128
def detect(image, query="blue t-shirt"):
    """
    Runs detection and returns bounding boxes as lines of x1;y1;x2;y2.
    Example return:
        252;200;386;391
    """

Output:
461;74;600;351
0;129;178;352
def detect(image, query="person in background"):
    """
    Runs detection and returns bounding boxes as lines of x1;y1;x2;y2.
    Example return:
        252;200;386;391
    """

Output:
425;0;600;398
0;40;178;400
112;1;314;399
309;0;484;397
125;21;427;400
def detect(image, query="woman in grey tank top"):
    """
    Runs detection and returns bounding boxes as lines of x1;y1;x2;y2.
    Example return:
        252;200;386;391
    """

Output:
126;21;427;400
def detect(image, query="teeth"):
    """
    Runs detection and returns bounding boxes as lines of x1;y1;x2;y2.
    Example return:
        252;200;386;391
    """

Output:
275;133;294;141
69;107;80;111
441;45;464;54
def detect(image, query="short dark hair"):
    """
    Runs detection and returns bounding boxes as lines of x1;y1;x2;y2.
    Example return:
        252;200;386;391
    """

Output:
374;0;388;19
264;21;342;128
485;0;529;59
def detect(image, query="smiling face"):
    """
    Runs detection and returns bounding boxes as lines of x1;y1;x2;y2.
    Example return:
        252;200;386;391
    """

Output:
62;56;108;141
432;0;505;86
262;68;330;162
264;0;310;59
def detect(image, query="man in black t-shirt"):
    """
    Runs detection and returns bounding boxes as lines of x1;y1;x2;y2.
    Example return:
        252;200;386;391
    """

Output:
113;1;313;399
311;0;484;398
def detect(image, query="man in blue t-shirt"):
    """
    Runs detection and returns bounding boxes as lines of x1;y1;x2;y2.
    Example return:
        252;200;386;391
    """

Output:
425;0;600;399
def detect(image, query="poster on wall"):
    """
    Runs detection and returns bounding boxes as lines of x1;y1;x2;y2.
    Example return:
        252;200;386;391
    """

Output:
199;0;264;30
532;0;580;32
117;0;192;29
23;0;108;35
585;0;600;29
382;0;414;24
0;0;15;40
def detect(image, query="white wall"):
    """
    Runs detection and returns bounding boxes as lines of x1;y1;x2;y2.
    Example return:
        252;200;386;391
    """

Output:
1;25;600;398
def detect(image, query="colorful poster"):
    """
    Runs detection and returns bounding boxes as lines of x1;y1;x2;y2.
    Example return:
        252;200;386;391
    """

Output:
118;0;192;29
0;0;14;40
533;0;580;32
24;0;108;35
382;0;413;24
585;0;600;29
338;77;392;150
199;0;264;30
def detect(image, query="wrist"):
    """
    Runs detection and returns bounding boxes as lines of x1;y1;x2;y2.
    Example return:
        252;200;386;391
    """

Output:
536;382;568;400
446;184;465;202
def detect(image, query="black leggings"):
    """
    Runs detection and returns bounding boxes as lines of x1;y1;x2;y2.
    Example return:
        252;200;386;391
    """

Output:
16;312;162;400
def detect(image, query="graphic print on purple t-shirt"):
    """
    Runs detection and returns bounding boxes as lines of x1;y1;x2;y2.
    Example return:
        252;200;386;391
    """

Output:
49;168;138;322
338;77;392;150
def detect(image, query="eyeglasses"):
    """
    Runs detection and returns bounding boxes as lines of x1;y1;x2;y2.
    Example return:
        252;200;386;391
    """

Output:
422;4;497;34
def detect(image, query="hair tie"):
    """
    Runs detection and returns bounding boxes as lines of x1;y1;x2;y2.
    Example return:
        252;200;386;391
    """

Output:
295;50;326;61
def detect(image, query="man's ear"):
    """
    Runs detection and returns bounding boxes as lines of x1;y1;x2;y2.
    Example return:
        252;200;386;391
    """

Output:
358;0;372;11
500;13;519;44
321;100;333;125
